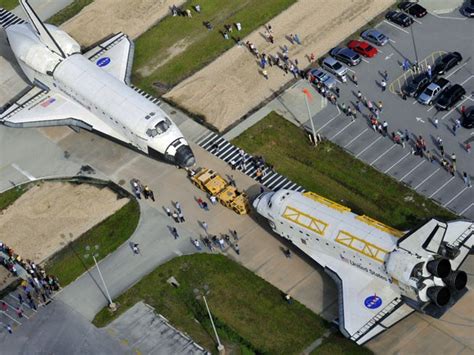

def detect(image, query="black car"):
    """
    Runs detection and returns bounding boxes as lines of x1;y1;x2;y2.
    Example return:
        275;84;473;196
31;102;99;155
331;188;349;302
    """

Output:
399;2;428;17
462;0;474;17
403;73;431;97
436;84;466;110
385;10;414;27
433;52;463;76
461;106;474;128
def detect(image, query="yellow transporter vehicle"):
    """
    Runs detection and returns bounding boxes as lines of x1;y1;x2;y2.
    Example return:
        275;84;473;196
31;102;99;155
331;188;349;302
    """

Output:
190;168;251;215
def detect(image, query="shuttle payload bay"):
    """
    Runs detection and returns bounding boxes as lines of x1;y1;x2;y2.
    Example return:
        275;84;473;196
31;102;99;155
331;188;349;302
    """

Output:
254;189;473;345
0;0;195;167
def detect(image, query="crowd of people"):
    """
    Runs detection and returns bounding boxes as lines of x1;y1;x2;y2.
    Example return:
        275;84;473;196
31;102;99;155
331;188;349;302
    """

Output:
131;179;155;201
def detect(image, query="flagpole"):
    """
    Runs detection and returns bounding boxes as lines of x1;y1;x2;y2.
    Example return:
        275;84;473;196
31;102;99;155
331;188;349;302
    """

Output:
303;89;317;147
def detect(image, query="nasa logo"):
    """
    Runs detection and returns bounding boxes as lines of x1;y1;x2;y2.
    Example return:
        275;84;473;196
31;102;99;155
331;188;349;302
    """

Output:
96;57;111;67
364;294;382;309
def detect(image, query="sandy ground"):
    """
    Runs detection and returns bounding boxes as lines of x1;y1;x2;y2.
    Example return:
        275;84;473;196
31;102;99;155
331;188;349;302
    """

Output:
165;0;395;131
0;182;128;263
61;0;185;47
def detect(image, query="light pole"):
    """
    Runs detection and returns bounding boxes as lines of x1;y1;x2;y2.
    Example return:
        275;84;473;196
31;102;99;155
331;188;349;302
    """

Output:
85;245;116;311
303;88;317;146
194;286;225;354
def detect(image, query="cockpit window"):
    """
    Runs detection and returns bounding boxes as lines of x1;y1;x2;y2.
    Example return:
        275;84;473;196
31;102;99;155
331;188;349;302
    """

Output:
146;118;172;137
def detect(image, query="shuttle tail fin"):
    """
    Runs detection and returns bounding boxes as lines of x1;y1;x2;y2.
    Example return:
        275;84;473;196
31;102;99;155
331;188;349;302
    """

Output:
19;0;66;58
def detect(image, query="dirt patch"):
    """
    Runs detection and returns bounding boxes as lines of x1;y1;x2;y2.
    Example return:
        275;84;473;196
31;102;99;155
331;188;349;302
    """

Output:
0;182;128;263
165;0;395;131
61;0;186;47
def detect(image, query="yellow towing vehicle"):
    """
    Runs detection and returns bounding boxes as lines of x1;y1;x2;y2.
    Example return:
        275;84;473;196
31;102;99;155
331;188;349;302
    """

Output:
190;167;251;215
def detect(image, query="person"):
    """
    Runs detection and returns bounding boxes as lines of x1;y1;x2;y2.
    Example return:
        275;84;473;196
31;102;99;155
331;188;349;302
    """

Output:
197;197;204;208
172;211;179;223
172;227;179;239
6;324;12;334
463;172;472;188
165;207;171;217
310;52;315;62
132;243;140;254
383;70;388;81
381;79;387;91
201;221;209;233
235;22;242;31
229;175;236;187
175;201;181;213
178;212;185;223
194;4;201;13
262;69;268;80
234;243;240;255
185;9;192;17
193;239;202;250
202;201;209;211
466;142;471;153
284;248;291;258
204;21;213;30
223;31;229;40
210;195;217;205
285;294;292;304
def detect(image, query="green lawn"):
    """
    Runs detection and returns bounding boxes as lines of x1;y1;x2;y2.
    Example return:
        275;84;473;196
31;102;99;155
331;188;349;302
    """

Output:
132;0;296;93
0;0;17;11
312;333;373;355
93;254;327;354
45;198;139;286
231;112;456;230
47;0;94;26
0;184;29;212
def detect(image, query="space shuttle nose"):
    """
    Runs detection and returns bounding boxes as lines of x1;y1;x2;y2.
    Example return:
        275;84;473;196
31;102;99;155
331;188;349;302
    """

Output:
174;145;195;167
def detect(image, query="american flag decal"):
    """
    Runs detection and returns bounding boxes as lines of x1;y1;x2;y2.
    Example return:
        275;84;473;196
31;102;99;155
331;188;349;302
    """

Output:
40;97;56;108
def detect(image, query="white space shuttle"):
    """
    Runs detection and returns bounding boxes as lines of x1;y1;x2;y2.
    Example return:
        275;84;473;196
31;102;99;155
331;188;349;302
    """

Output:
0;0;195;167
254;189;473;344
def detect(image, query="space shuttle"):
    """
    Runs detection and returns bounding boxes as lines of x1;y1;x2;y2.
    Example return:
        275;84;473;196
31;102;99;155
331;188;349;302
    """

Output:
254;189;473;345
0;0;195;167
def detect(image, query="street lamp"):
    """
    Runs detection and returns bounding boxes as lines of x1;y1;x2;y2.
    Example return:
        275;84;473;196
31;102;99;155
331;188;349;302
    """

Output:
303;88;317;147
84;245;116;311
194;286;225;355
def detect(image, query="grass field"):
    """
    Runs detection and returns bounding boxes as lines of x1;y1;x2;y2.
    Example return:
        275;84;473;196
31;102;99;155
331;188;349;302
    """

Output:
47;0;93;26
0;0;17;11
312;333;373;355
45;198;139;286
93;254;327;354
132;0;296;93
0;184;28;212
231;112;456;230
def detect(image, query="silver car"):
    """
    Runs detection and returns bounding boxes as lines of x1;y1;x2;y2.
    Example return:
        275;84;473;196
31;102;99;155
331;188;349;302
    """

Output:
322;57;348;82
361;29;389;46
308;68;337;89
418;78;450;105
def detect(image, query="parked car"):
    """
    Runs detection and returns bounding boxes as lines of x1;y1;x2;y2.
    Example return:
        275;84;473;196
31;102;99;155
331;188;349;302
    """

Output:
308;68;337;89
418;78;450;105
432;52;463;76
461;106;474;128
462;0;474;17
321;57;348;82
399;2;428;17
385;10;414;27
329;47;361;66
402;73;431;97
361;29;389;46
347;40;378;58
436;84;466;110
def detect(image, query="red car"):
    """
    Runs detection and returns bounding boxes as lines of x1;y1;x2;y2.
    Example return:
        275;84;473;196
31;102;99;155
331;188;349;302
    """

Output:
347;40;378;58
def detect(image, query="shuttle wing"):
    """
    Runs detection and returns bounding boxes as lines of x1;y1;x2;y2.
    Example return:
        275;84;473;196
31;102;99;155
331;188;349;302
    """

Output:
0;87;129;144
84;33;134;85
324;256;414;345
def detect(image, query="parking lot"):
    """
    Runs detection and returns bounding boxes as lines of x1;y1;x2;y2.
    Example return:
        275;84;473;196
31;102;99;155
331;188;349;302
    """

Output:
300;8;474;219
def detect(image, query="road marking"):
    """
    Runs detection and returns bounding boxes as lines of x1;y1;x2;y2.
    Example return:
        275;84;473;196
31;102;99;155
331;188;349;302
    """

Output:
361;58;370;63
412;100;417;104
460;203;474;215
414;168;440;190
444;187;469;207
412;18;423;25
383;20;409;34
344;128;368;148
355;136;382;157
384;152;411;173
429;176;455;198
384;53;394;60
441;97;470;120
460;74;474;85
427;106;434;112
400;160;425;181
415;117;425;123
389;39;396;44
316;106;341;133
432;13;467;20
445;62;467;79
370;144;397;166
1;311;21;325
347;68;355;73
378;48;384;54
330;121;355;139
11;163;36;181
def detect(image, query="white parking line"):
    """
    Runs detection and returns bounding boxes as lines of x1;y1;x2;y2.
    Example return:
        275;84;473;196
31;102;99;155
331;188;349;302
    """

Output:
441;97;470;120
344;128;368;148
460;74;474;85
370;144;397;166
445;62;467;79
460;203;474;215
355;136;382;157
414;168;440;190
1;311;21;325
361;58;370;64
412;100;417;105
378;48;384;54
444;187;469;207
384;152;411;173
389;39;396;44
347;68;355;73
429;176;455;198
11;163;36;181
400;159;425;181
383;20;409;34
330;120;355;139
316;106;341;133
427;105;434;112
432;13;467;21
412;18;423;25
